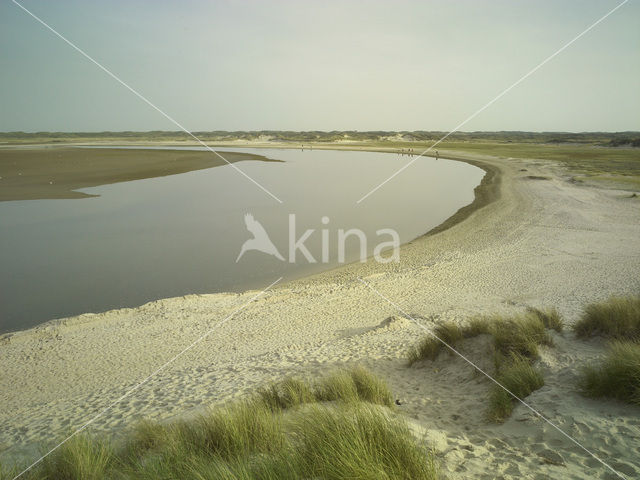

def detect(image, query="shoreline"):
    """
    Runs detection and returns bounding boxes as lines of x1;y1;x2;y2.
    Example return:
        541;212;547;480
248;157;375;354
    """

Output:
2;145;639;478
422;156;501;238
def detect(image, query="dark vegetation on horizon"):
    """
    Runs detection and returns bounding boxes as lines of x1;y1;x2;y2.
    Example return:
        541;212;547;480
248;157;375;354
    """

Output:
4;130;638;180
2;130;639;147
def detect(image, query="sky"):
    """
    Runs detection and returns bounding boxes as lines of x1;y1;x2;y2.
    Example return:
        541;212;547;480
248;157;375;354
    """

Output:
1;0;639;132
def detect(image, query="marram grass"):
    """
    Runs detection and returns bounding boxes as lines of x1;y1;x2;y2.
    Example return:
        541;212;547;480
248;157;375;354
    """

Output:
490;313;552;360
259;365;394;409
487;354;545;422
407;310;558;421
580;340;640;406
407;309;558;365
407;318;493;365
7;368;437;480
574;295;640;339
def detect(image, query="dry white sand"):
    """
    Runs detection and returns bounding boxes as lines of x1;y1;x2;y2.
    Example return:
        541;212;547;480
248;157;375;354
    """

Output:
1;149;639;479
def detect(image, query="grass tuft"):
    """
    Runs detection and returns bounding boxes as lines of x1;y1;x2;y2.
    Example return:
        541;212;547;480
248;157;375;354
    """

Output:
259;366;393;409
348;365;395;407
435;321;465;345
407;320;491;365
574;295;640;339
407;312;554;421
168;399;284;460
487;354;545;422
528;307;563;332
0;463;19;480
39;433;114;480
580;340;640;405
464;317;493;337
407;313;555;366
407;336;443;364
16;368;437;480
258;377;316;411
314;370;360;403
490;313;551;359
127;419;168;455
292;404;438;480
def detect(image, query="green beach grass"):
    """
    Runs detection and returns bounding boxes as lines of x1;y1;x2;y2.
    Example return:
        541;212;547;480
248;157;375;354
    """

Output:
573;295;640;339
580;340;640;406
573;295;640;406
407;309;560;422
2;368;438;480
488;354;545;422
407;309;557;365
258;366;394;410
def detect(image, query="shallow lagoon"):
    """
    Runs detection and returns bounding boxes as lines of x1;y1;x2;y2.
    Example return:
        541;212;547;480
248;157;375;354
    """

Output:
0;147;484;332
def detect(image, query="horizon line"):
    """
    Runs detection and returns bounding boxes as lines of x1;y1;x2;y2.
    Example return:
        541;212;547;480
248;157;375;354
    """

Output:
2;129;639;135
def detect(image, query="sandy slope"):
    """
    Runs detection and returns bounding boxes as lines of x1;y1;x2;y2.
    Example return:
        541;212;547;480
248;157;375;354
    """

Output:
1;150;639;478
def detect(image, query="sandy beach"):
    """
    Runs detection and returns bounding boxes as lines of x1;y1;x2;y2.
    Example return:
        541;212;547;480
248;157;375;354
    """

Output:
1;148;639;478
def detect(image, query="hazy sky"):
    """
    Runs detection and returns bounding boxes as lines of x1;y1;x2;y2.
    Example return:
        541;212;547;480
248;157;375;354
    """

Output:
1;0;638;132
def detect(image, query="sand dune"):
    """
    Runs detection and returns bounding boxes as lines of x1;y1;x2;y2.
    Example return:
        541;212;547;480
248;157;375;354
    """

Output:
1;149;639;478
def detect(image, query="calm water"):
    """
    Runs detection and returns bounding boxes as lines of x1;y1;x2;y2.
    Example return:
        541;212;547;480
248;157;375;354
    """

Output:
0;147;484;333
